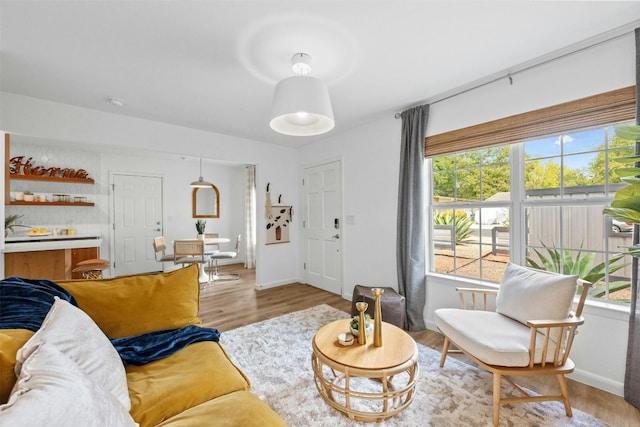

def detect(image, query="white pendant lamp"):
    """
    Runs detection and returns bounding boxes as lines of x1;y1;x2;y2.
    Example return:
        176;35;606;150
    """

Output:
270;53;335;136
190;158;213;188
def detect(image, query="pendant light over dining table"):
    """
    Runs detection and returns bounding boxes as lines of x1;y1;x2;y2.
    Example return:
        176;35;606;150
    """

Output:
270;53;335;136
190;157;213;188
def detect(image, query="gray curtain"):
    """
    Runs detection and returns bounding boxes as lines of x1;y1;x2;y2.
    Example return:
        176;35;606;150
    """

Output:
625;27;640;409
397;104;429;331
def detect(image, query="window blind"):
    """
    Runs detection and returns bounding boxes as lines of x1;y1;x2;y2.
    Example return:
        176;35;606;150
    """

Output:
424;86;636;157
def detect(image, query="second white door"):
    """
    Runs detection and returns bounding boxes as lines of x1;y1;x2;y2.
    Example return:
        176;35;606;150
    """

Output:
303;161;342;295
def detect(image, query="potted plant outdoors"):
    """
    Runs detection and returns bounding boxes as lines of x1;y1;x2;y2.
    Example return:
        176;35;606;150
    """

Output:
603;124;640;304
195;220;206;239
5;214;30;237
604;124;640;257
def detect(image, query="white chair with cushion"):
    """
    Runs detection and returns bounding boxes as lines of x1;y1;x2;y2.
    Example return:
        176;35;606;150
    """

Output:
435;262;591;427
207;234;241;281
152;236;175;263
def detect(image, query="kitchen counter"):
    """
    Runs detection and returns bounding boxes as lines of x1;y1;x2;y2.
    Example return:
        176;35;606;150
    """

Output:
4;234;102;253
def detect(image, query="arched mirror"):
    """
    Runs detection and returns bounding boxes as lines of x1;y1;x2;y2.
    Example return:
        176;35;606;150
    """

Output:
192;185;220;218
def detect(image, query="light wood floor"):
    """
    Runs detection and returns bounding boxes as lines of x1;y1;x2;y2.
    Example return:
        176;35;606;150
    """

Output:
199;264;640;427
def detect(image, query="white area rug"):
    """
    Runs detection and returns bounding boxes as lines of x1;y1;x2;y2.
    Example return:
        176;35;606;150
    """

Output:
221;304;604;426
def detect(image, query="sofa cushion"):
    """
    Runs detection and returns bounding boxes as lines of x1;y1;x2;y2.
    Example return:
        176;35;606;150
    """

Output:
435;308;563;367
0;329;33;404
15;297;130;410
156;391;287;427
0;343;137;427
126;341;250;427
59;264;201;338
496;262;578;325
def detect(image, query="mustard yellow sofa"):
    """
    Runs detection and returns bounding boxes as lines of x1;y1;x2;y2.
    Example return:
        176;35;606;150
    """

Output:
0;265;287;426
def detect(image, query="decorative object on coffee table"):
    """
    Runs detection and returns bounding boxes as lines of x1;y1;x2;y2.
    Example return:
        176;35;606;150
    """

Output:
355;302;368;345
351;285;406;329
372;288;384;347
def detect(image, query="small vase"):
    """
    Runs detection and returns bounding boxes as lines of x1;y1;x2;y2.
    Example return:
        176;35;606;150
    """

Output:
197;233;205;240
372;288;384;347
355;302;368;345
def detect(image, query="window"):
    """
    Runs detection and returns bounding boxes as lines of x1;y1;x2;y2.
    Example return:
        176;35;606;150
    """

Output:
429;124;636;305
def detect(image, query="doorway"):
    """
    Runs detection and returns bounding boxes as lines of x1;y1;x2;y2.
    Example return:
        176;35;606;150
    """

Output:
303;160;342;295
112;174;164;276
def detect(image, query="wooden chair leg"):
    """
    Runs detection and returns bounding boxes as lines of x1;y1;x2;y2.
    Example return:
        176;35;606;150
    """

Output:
557;374;573;417
492;373;501;427
439;337;450;367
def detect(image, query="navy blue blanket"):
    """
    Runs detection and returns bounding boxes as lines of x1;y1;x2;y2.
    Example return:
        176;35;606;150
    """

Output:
112;325;220;366
0;277;220;365
0;276;77;331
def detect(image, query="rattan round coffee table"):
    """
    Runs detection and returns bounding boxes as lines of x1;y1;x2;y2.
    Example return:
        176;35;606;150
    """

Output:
311;319;419;422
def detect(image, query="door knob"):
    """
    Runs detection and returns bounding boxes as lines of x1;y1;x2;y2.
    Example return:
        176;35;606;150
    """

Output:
332;234;340;239
154;228;161;232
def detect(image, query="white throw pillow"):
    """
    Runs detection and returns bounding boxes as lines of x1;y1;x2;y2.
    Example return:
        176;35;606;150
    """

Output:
14;297;130;410
496;262;578;325
0;344;137;427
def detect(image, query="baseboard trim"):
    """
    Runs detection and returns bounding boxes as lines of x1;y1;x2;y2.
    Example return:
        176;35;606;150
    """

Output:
569;368;624;397
255;277;301;290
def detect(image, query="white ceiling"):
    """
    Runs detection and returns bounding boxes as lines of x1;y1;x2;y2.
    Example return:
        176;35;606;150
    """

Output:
2;1;640;148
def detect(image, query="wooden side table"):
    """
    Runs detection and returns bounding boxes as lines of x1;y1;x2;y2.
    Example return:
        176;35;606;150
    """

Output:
311;319;419;422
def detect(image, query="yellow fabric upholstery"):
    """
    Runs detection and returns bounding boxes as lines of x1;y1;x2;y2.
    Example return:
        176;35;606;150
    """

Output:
156;391;288;427
126;341;250;427
3;264;286;425
0;329;34;404
59;264;201;338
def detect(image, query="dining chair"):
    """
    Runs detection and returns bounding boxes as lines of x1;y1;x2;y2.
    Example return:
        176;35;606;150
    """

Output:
173;239;211;279
152;236;175;262
208;234;241;281
435;263;591;426
204;233;220;254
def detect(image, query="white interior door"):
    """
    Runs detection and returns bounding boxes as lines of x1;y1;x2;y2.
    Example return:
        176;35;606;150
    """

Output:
112;174;163;276
303;161;342;295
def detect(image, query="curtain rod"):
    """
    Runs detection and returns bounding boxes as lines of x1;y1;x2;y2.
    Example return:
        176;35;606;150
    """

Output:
395;20;640;119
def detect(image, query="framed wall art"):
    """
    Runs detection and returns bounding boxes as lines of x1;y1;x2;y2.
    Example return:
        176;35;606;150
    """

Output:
266;205;292;244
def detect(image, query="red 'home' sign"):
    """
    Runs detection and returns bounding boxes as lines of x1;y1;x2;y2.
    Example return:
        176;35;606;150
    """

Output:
9;156;90;180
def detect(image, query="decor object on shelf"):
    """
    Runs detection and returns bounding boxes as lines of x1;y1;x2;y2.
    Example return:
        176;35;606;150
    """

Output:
372;288;384;347
9;156;91;181
270;53;334;136
355;302;368;345
23;191;34;202
190;157;214;188
4;214;30;237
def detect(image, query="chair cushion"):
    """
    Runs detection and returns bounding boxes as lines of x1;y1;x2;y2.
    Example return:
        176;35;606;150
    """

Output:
435;308;561;367
126;341;250;427
155;391;287;427
496;262;578;325
59;264;201;338
0;330;33;404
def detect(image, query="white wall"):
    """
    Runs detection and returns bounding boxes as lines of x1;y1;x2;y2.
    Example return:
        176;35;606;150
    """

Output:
300;32;636;396
299;113;402;300
1;93;300;287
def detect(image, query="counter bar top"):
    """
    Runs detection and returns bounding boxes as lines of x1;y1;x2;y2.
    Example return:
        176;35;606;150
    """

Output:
4;234;102;253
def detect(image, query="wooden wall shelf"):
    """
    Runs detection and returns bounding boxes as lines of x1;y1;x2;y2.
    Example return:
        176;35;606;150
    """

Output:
9;201;95;206
9;174;95;184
